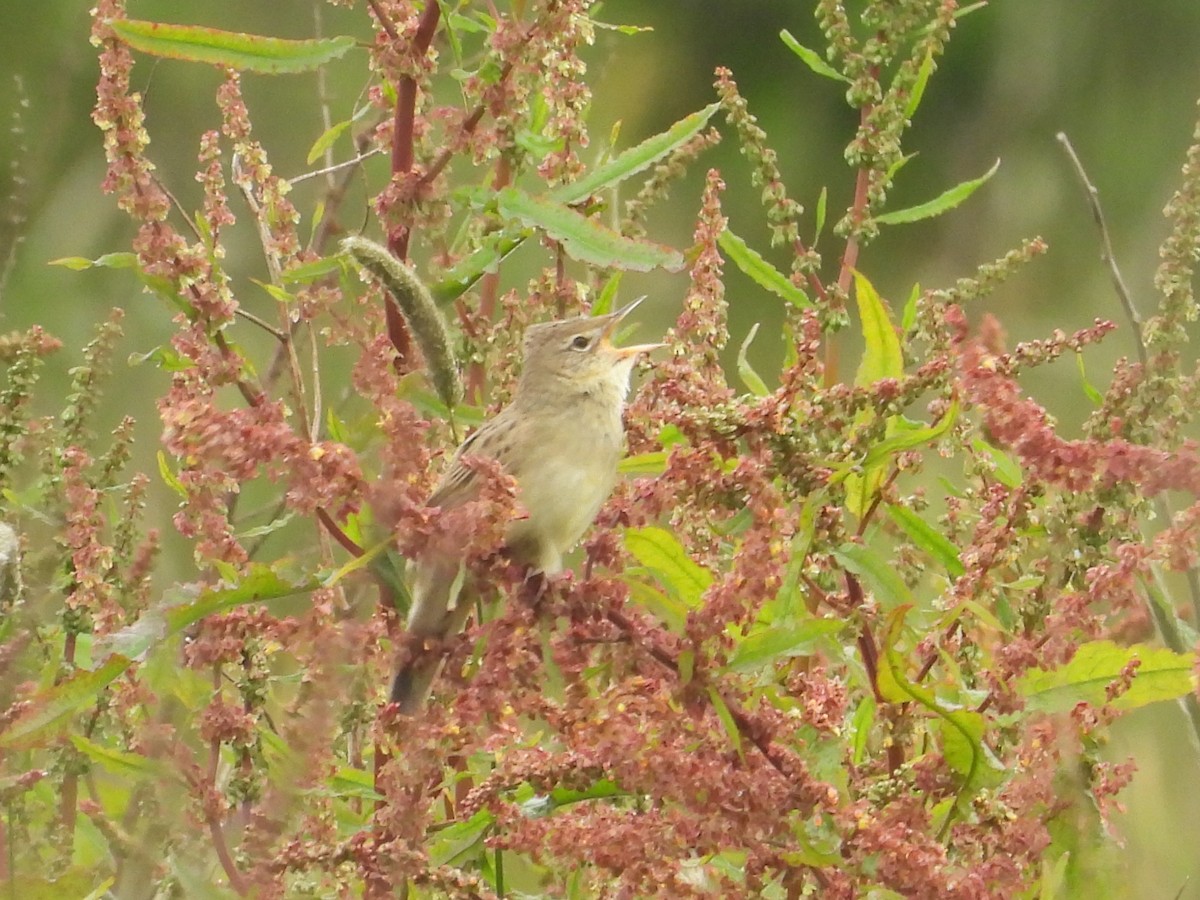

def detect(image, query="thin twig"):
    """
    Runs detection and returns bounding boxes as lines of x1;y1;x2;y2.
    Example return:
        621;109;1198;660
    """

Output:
1059;132;1200;755
1056;132;1147;367
289;147;386;186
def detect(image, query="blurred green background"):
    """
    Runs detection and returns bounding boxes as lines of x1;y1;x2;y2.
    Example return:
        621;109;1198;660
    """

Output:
2;2;1199;894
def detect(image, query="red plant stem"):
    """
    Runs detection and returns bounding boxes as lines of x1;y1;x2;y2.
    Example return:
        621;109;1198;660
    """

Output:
382;0;440;365
388;0;441;262
209;814;249;896
316;507;363;556
366;0;399;42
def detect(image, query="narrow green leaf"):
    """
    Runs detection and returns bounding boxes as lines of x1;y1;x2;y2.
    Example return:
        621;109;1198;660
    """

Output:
814;186;828;243
725;619;844;672
622;577;690;633
552;103;719;204
96;564;323;662
624;526;713;607
70;734;170;778
860;400;959;470
307;120;351;165
305;103;372;164
834;544;914;610
156;451;187;499
109;19;356;74
905;49;935;119
0;655;132;749
497;188;683;272
876;159;1001;226
1019;641;1197;714
707;687;744;761
281;255;343;284
618;451;669;476
49;252;138;271
779;30;851;83
971;438;1023;488
1075;352;1104;407
886;504;965;578
429;809;494;867
431;105;720;305
851;695;876;766
325;766;384;801
718;229;813;308
736;324;771;397
901;282;921;333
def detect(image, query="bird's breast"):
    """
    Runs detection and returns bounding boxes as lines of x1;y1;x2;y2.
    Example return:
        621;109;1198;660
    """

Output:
506;407;623;570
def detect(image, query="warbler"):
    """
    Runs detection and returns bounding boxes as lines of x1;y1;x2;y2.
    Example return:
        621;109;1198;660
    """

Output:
390;298;664;713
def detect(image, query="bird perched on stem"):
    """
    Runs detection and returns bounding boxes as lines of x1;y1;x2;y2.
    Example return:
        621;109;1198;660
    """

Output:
390;298;664;713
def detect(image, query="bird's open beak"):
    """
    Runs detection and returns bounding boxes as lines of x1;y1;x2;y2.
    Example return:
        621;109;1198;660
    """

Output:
602;296;667;359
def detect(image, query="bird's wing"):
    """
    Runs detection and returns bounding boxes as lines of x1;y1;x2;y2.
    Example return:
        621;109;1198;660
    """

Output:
426;409;518;510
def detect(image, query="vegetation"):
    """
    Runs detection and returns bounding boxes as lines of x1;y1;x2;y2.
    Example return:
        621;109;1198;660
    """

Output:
2;1;1199;896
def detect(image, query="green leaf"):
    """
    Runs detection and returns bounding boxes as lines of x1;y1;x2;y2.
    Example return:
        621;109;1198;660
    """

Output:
851;695;876;766
736;324;771;397
156;451;187;499
718;229;813;309
875;607;1004;794
885;504;965;578
49;252;138;271
853;270;904;386
325;766;384;801
1018;641;1197;714
95;563;324;662
901;282;921;333
624;527;713;608
971;438;1023;488
622;577;690;633
618;451;669;476
846;270;905;517
552;102;719;204
814;186;828;243
859;400;959;470
431;104;719;304
725;619;844;672
109;19;357;74
496;188;683;272
875;159;1001;226
305;103;372;164
70;734;170;778
905;49;935;119
1075;352;1105;407
833;544;914;610
707;687;744;760
429;809;495;867
779;30;851;83
282;255;343;284
0;655;132;749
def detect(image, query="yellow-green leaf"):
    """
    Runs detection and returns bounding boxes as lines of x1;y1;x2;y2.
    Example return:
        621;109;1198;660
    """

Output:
779;30;850;83
497;188;683;272
0;655;132;750
853;269;903;387
718;229;813;308
109;19;356;74
1019;641;1197;714
624;527;712;607
736;323;771;396
875;159;1000;226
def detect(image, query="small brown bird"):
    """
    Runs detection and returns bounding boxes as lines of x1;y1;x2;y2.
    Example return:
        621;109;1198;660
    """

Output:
391;299;663;713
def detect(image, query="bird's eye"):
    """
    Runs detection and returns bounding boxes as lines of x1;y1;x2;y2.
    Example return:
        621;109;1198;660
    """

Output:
570;335;592;350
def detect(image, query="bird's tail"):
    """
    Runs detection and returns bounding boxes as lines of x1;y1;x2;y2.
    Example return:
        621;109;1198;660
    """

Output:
389;557;473;715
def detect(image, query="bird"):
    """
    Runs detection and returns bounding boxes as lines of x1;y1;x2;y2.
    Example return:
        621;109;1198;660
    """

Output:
390;298;664;713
